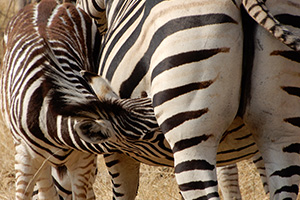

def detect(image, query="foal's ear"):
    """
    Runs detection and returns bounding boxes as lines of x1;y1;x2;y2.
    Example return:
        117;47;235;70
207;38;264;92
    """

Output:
80;70;119;100
75;119;116;144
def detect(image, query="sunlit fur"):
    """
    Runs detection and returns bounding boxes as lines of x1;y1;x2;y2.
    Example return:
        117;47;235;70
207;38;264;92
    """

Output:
78;0;300;199
0;1;162;199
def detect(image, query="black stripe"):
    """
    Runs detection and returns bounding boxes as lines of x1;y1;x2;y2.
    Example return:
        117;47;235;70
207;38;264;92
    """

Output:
151;48;230;81
235;133;252;140
109;172;120;179
113;188;125;197
282;86;300;98
133;142;173;161
194;192;220;200
144;131;173;154
113;183;121;188
252;156;263;163
271;165;300;177
173;134;211;153
270;51;300;63
160;108;208;134
99;4;145;76
92;0;105;12
53;177;72;195
220;124;245;142
175;159;214;174
284;117;300;128
105;159;120;168
118;14;237;98
152;81;214;107
217;142;256;155
216;150;259;165
178;180;218;192
283;143;300;154
275;14;300;29
274;185;299;196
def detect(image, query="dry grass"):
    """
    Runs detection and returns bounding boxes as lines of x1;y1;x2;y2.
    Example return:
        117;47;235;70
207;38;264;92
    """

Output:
0;1;296;200
0;113;267;200
0;112;269;200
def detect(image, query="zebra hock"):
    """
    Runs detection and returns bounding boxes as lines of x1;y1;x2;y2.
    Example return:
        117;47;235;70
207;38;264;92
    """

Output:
76;0;300;199
0;1;160;199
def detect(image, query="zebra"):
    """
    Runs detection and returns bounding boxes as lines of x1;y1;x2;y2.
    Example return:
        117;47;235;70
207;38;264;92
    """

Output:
4;0;282;198
0;1;165;199
242;1;300;199
75;0;300;199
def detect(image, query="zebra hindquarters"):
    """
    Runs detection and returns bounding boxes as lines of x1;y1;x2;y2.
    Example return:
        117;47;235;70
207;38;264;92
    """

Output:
244;5;300;198
150;2;243;199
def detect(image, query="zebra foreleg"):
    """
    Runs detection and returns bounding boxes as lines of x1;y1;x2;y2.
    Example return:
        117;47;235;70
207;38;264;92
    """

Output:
251;153;269;195
14;141;60;200
217;163;242;200
104;153;140;200
65;152;97;200
35;164;63;200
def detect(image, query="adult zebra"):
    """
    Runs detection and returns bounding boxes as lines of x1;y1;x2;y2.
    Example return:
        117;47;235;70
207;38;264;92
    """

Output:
0;1;166;199
77;0;300;199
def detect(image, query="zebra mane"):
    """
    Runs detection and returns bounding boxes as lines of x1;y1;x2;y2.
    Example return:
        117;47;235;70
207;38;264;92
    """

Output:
40;39;102;118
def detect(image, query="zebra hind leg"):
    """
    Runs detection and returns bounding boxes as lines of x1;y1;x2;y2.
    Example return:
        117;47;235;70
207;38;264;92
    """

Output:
244;15;300;199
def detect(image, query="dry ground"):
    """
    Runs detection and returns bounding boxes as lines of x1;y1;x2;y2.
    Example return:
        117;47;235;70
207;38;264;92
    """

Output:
0;1;294;199
0;113;269;199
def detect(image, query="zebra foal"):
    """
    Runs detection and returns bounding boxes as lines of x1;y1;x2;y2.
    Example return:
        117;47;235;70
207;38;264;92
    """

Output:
0;1;160;199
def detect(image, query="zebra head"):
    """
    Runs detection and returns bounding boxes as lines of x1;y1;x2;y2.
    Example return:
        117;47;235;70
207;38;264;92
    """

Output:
78;71;161;144
40;47;158;145
44;62;160;144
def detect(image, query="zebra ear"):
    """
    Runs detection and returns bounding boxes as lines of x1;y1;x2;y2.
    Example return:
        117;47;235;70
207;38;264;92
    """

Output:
80;70;119;100
75;119;116;144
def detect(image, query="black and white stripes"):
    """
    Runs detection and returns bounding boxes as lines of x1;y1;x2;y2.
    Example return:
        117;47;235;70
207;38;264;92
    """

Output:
0;1;164;199
77;0;300;199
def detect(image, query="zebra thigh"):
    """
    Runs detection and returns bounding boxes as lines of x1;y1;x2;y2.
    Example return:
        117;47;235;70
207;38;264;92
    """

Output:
244;2;300;199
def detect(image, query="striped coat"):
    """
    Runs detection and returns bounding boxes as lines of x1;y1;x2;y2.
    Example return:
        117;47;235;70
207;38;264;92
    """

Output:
77;0;300;199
